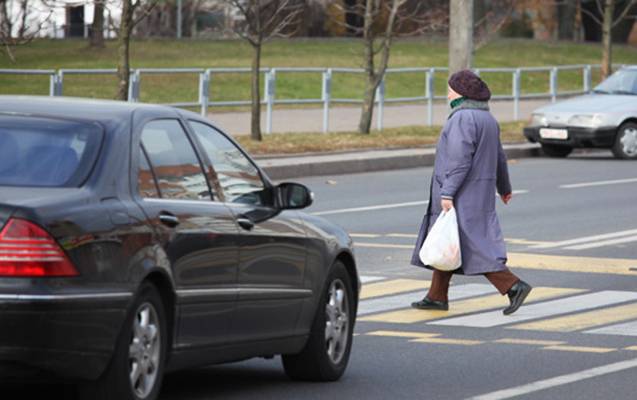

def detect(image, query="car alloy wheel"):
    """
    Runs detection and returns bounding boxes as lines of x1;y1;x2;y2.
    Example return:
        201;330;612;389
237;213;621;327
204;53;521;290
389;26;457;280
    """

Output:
325;279;350;365
620;127;637;157
129;302;162;399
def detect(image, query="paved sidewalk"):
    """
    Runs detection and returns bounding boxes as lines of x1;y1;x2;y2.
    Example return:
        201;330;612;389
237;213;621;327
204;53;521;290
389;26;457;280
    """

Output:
210;99;550;136
257;143;541;180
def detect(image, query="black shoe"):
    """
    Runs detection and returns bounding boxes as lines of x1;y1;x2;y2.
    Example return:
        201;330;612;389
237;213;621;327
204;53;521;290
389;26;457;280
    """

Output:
503;281;532;315
411;296;449;311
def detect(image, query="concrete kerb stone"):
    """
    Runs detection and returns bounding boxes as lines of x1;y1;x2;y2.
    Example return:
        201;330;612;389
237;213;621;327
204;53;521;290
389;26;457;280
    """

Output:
258;143;542;180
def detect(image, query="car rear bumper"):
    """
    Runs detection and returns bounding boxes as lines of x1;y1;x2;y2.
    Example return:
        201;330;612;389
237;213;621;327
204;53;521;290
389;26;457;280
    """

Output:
523;126;617;148
0;292;131;381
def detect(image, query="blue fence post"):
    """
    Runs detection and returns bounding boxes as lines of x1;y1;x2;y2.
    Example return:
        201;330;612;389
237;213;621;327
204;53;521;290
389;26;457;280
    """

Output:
550;67;558;103
199;70;210;116
513;69;521;121
583;65;592;93
426;68;434;126
265;69;276;134
128;70;140;102
322;68;332;133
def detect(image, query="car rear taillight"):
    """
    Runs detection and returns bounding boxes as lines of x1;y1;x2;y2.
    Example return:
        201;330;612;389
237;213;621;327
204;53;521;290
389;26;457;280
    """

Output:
0;218;78;277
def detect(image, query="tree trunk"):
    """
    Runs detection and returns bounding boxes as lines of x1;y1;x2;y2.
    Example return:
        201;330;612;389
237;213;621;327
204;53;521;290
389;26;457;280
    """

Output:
90;0;105;48
250;43;263;141
116;0;132;101
358;74;377;134
601;0;615;80
449;0;474;74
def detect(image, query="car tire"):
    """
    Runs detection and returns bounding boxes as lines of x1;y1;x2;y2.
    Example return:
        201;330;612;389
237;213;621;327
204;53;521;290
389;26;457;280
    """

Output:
611;122;637;160
282;261;355;382
541;144;573;158
78;282;167;400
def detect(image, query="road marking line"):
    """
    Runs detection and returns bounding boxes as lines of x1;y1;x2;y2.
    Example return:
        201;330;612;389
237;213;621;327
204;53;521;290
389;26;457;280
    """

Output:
560;177;637;189
565;235;637;250
358;283;495;316
625;346;637;351
411;337;483;346
355;242;413;249
360;275;386;284
360;279;429;300
585;320;637;337
431;291;637;328
510;303;637;332
542;345;616;354
360;287;581;324
387;233;418;239
468;357;637;400
505;238;552;246
312;200;428;216
350;233;382;238
529;228;637;249
494;338;565;346
507;252;637;276
366;330;439;339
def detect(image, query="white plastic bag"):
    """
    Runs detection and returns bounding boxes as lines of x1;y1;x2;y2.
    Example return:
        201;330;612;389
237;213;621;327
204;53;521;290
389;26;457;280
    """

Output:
419;208;462;271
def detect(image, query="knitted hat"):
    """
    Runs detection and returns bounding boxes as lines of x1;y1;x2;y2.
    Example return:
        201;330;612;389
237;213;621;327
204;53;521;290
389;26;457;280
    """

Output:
448;69;491;101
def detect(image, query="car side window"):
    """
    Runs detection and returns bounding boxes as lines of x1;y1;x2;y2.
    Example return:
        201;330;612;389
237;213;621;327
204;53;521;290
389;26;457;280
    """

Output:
141;119;211;201
188;121;269;206
138;148;160;198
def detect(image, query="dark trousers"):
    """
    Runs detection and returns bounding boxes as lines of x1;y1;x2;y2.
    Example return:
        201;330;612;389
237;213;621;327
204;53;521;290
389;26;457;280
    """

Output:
427;268;519;302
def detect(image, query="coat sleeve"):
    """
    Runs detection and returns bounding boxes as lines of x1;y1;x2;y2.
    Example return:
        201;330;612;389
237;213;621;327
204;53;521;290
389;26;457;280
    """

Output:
496;132;512;196
440;112;478;200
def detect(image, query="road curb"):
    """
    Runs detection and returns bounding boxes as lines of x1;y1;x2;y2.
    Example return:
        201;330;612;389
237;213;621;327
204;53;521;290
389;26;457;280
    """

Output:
259;143;542;180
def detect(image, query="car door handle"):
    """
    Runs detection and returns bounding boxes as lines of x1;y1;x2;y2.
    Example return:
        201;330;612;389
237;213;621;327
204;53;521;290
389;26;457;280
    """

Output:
159;212;180;228
237;217;254;231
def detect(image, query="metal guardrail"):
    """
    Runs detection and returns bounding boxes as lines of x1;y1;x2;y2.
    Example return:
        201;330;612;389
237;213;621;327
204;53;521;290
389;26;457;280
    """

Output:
0;64;623;133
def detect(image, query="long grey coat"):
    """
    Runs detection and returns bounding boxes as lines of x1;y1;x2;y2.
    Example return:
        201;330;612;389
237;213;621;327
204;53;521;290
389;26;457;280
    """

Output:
411;102;512;275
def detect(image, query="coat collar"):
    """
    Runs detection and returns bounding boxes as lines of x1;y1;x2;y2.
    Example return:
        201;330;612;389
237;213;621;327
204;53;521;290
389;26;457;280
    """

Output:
448;99;489;119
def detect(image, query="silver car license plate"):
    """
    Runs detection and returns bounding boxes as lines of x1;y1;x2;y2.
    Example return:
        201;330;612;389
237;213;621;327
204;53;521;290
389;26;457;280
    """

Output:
539;128;568;140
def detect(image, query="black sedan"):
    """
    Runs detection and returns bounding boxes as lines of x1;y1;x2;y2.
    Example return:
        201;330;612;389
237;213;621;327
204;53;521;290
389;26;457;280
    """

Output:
0;96;359;400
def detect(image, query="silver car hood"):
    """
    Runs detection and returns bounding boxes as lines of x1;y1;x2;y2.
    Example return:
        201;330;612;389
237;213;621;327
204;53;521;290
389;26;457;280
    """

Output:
535;94;636;114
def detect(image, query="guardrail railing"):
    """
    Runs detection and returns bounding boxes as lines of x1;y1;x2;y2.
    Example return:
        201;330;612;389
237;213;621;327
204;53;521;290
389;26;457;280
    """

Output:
0;64;623;133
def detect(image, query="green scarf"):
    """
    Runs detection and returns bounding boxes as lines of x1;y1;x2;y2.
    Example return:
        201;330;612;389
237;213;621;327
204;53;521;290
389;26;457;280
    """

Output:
450;96;467;109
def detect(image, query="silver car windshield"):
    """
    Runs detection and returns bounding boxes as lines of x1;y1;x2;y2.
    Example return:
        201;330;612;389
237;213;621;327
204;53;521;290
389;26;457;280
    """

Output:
593;69;637;95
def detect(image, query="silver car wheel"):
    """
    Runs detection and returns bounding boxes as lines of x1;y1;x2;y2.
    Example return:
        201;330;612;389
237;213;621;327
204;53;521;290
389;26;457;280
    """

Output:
620;127;637;156
325;279;350;365
129;302;161;399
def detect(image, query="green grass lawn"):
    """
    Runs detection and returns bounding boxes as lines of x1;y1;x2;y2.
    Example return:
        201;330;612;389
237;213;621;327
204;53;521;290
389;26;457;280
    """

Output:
1;38;635;106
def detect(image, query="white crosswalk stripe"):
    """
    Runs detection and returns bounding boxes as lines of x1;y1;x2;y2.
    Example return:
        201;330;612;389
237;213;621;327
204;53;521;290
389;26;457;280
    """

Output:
429;291;637;328
585;320;637;337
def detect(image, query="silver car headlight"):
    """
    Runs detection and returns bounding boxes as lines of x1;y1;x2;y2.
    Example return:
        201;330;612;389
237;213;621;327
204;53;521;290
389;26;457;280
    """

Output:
530;113;548;126
568;114;603;128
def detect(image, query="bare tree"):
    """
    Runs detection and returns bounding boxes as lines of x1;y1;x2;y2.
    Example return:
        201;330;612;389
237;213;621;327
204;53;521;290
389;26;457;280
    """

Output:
221;0;303;141
580;0;636;79
115;0;158;100
336;0;447;134
473;0;515;49
91;0;106;48
0;0;51;62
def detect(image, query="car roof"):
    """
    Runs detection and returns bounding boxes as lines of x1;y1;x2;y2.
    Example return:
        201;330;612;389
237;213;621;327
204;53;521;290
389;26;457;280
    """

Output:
622;65;637;71
0;95;176;123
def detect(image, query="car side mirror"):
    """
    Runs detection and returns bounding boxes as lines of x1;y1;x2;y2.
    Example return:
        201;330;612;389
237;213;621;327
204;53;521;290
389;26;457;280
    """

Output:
276;182;313;210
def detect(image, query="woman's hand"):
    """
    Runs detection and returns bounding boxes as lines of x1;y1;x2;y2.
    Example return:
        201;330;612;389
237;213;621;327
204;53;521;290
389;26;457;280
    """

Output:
441;199;454;212
500;193;512;205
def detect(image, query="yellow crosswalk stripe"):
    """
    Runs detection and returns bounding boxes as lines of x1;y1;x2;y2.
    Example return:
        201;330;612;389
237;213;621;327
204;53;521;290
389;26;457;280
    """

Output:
359;287;584;324
360;279;429;300
510;303;637;332
508;252;637;276
411;337;484;346
494;338;565;346
542;345;616;354
366;330;439;339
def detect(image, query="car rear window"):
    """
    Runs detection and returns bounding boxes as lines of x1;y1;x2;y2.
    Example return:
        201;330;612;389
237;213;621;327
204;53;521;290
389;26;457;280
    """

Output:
0;115;103;187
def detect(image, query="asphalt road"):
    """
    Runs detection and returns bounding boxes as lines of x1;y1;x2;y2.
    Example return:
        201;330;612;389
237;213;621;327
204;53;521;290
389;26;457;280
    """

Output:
5;150;637;399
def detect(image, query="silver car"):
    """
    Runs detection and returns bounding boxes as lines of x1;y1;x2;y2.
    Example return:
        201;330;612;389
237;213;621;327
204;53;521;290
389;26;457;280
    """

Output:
524;66;637;159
